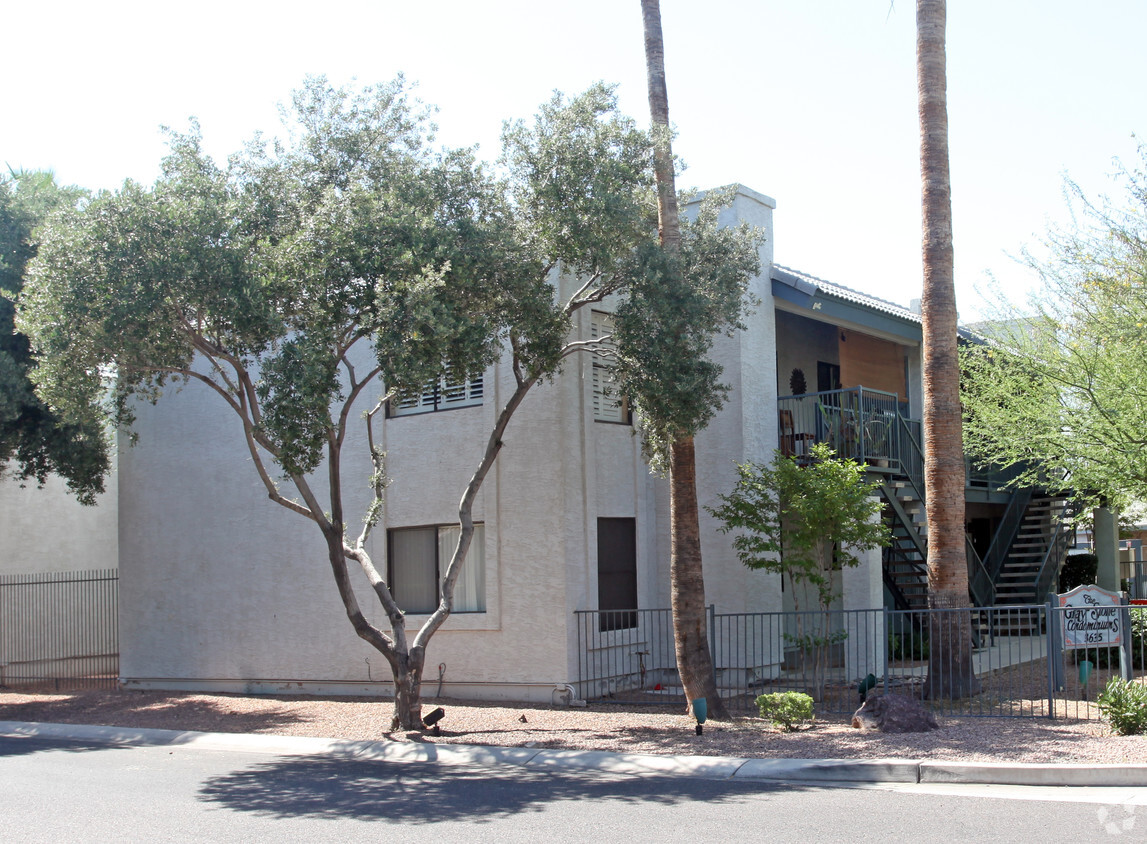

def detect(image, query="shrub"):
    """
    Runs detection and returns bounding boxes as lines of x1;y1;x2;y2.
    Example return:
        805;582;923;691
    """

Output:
1058;554;1097;592
1096;677;1147;736
756;691;815;731
888;629;930;661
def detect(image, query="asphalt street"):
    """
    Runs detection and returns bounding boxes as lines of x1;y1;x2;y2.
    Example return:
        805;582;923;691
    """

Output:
2;733;1146;842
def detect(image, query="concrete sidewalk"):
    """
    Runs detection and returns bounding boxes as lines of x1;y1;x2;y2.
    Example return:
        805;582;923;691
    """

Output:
2;720;1145;788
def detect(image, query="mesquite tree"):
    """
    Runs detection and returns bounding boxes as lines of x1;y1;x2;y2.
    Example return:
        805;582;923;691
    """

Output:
20;77;757;728
20;78;656;728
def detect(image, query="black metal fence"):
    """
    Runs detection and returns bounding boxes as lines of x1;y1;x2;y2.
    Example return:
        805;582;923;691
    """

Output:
0;569;119;691
575;601;1146;720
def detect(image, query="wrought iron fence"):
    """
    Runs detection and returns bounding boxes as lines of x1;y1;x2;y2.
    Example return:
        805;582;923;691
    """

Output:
0;569;119;691
574;601;1145;720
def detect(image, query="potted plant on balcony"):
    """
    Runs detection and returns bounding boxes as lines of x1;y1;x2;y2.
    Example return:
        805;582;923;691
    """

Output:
863;417;891;467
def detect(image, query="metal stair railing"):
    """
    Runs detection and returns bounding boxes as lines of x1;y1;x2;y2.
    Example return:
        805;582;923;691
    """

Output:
981;487;1033;586
1032;498;1077;600
878;482;929;611
894;414;925;502
967;534;994;608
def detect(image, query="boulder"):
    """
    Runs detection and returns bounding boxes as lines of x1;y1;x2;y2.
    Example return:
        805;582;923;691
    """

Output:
851;692;939;733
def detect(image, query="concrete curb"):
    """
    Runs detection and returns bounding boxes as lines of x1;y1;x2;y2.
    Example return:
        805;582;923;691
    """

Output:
3;720;1147;787
734;757;921;783
918;761;1147;788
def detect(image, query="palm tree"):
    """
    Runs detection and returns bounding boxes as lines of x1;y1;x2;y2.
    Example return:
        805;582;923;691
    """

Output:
640;0;727;720
917;0;978;698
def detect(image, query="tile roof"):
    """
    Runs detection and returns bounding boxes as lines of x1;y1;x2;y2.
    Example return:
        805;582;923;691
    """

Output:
771;264;921;322
772;263;981;341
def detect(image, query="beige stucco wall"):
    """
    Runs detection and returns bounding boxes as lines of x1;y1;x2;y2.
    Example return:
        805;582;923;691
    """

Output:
0;465;118;575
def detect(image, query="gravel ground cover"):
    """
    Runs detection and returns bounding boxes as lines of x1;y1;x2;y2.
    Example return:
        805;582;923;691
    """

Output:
2;688;1145;764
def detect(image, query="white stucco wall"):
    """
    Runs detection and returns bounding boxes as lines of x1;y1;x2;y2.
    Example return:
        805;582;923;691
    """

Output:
0;465;118;575
688;185;781;617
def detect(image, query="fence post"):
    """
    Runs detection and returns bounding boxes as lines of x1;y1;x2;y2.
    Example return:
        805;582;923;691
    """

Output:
882;605;890;697
1120;595;1133;683
1046;595;1060;720
707;604;717;670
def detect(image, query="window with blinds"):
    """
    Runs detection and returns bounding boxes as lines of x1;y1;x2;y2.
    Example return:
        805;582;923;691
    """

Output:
387;524;486;613
590;312;629;424
391;368;485;416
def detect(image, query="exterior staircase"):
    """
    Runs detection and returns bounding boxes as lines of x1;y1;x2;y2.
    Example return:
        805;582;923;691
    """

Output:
776;388;1075;618
993;494;1074;605
878;476;1073;623
879;480;929;611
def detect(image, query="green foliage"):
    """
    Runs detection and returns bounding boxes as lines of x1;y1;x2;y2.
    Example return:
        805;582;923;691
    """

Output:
888;629;930;661
618;211;759;462
18;76;545;479
755;691;815;731
962;144;1147;510
611;188;763;469
709;442;889;611
501;83;654;281
0;170;109;502
1058;554;1098;593
1097;677;1147;736
17;74;760;619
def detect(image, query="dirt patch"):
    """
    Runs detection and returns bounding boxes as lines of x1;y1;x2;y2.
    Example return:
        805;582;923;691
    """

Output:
3;687;1145;764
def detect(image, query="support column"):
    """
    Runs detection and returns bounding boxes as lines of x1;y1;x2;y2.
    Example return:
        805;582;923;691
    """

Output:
842;504;886;682
1094;506;1120;592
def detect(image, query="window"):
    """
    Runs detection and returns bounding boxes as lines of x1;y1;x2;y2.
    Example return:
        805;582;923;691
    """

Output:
591;312;629;423
597;517;637;631
391;369;484;417
387;524;486;613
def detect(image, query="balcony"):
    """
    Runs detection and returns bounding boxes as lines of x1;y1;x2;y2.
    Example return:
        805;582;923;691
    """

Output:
778;386;1023;495
778;386;919;467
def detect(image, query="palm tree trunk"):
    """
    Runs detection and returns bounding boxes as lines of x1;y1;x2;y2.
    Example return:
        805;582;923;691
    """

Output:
641;0;727;720
668;438;727;718
917;0;979;699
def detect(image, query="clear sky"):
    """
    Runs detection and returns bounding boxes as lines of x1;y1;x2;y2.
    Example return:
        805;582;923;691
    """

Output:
6;1;1145;320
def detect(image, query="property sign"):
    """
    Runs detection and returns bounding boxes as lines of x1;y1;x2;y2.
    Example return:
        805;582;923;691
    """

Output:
1058;584;1125;650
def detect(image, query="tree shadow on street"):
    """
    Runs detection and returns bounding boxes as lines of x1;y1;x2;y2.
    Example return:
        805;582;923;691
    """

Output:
0;735;134;759
197;754;806;823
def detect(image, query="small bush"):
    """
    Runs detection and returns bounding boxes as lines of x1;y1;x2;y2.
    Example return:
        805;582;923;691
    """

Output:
1097;677;1147;736
756;691;815;731
888;629;930;661
1058;553;1097;592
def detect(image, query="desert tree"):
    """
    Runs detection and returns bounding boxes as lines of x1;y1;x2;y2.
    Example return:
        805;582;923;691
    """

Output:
962;145;1147;512
0;170;108;501
20;78;658;729
21;76;758;728
709;442;888;697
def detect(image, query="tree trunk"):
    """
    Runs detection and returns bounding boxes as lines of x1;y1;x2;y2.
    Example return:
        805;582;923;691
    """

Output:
389;650;426;731
917;0;979;699
641;0;727;721
318;512;430;731
669;438;729;719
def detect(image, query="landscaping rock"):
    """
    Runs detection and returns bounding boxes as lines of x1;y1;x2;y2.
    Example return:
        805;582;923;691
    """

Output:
851;693;940;733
